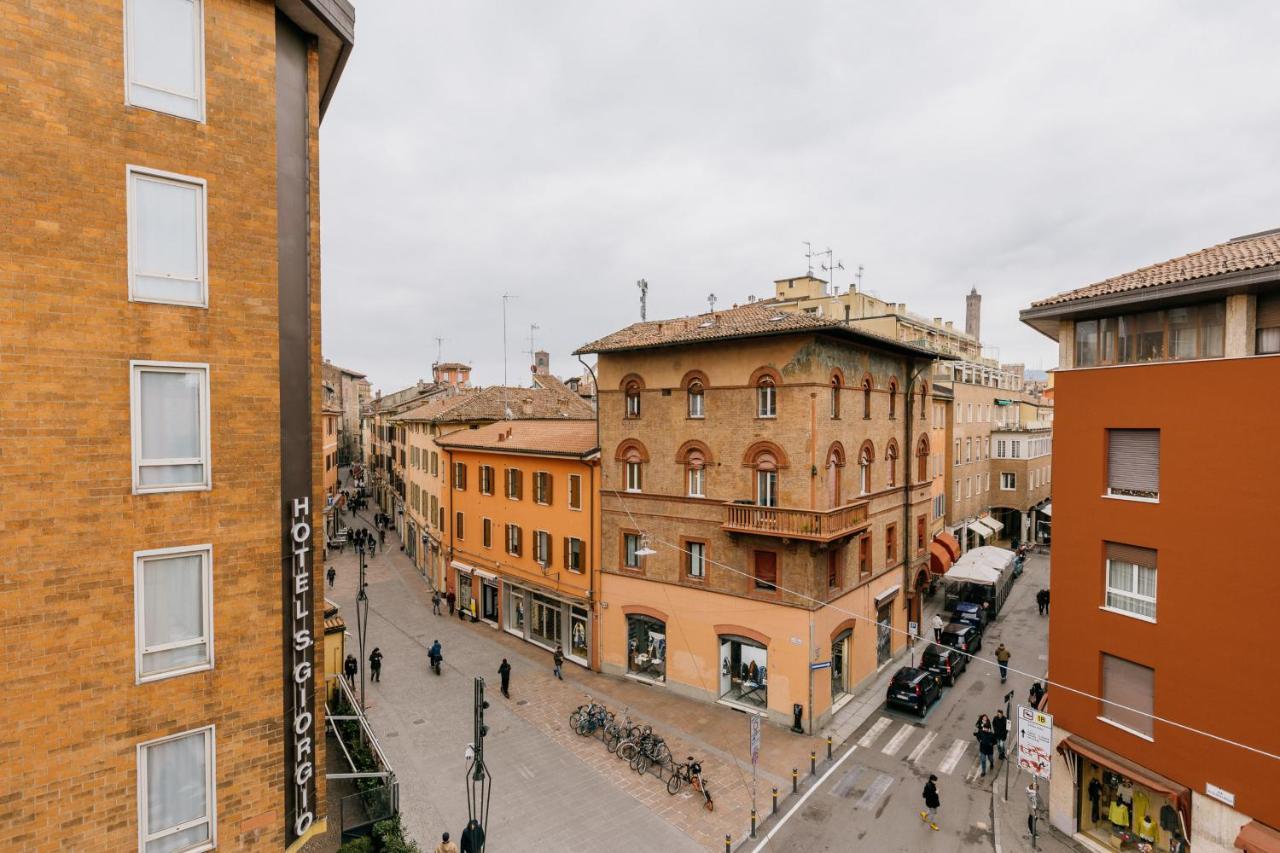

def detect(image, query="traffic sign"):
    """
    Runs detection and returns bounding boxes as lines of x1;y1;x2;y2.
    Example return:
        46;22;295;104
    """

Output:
1017;704;1053;780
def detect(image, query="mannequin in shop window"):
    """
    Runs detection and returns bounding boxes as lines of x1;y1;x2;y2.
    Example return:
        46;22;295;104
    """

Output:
1087;777;1103;823
748;660;759;683
1109;797;1130;832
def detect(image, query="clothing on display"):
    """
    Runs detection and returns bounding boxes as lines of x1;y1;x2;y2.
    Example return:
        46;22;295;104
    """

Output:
1088;777;1104;823
1137;815;1157;843
1109;799;1130;829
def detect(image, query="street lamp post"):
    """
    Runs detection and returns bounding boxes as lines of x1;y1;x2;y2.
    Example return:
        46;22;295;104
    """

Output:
356;539;369;714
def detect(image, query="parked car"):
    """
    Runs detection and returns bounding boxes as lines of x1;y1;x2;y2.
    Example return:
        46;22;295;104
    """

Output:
951;601;990;628
938;621;983;656
920;643;968;686
886;667;942;717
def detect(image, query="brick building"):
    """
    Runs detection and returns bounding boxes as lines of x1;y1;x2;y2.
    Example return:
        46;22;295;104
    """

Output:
322;359;370;465
0;1;353;850
1021;229;1280;852
578;301;949;729
436;421;602;667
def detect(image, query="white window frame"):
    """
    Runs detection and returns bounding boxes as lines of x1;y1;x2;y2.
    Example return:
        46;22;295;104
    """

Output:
757;469;778;506
134;544;214;683
625;461;643;492
688;466;705;497
566;537;583;572
137;726;217;853
1001;472;1016;490
687;541;706;578
131;361;212;494
1104;559;1157;622
124;0;206;122
688;386;705;418
756;381;777;418
535;530;551;566
127;165;208;307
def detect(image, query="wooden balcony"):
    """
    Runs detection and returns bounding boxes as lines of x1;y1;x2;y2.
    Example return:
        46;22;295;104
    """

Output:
722;500;870;543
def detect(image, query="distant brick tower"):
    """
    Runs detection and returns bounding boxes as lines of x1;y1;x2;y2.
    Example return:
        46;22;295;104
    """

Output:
965;287;982;341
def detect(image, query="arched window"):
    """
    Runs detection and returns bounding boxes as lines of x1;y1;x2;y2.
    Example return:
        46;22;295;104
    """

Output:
686;449;706;497
916;434;930;482
888;378;898;419
756;376;777;418
858;442;874;495
755;451;779;507
616;440;649;493
687;380;705;418
826;443;845;508
885;440;899;488
624;381;641;418
862;377;873;419
830;370;844;419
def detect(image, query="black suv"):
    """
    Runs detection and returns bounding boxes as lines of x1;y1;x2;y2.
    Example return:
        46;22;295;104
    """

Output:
886;667;942;717
920;643;967;686
938;621;983;655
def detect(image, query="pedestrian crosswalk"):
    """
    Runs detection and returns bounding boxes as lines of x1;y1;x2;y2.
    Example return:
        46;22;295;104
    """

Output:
842;714;994;783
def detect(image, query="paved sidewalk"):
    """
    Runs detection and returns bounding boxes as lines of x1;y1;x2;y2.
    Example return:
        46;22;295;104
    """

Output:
323;483;820;851
994;776;1078;853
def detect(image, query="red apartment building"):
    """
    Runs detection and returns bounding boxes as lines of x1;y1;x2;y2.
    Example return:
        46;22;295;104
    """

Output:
1021;229;1280;853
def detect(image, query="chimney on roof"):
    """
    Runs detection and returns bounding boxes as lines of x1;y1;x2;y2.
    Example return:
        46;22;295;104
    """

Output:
521;397;533;416
506;427;513;439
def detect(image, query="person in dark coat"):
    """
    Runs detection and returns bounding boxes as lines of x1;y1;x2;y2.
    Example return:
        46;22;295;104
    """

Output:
992;709;1009;760
459;819;485;853
976;727;996;777
343;654;358;685
920;774;941;830
446;590;456;616
369;647;383;683
379;527;386;546
553;645;565;680
498;658;511;698
432;590;442;615
327;566;336;588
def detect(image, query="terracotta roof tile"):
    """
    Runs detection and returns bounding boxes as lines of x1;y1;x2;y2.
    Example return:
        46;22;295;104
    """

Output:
436;419;598;456
576;300;943;358
1030;228;1280;309
391;385;594;424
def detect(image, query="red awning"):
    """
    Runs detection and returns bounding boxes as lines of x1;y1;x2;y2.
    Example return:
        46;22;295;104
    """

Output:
929;541;954;575
935;531;961;561
1057;735;1191;821
1237;821;1280;853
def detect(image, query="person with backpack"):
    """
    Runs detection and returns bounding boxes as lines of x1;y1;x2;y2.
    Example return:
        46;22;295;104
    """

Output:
428;640;443;676
920;774;940;831
369;647;383;683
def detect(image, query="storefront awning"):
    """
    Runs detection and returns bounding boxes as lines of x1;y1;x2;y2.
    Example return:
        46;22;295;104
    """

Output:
968;519;996;538
451;560;476;574
929;541;954;575
1056;735;1191;818
874;585;901;605
981;516;1004;534
1040;503;1053;518
1237;820;1280;853
935;531;961;561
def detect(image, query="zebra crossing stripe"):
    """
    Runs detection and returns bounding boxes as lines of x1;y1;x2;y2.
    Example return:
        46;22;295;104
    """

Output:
881;723;915;756
906;731;937;763
938;739;968;775
858;717;891;748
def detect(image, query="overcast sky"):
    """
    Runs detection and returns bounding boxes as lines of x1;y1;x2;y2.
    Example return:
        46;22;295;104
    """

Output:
319;1;1280;393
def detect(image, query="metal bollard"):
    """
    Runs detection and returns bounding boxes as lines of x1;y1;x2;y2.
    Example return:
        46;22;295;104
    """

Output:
751;808;757;838
826;735;833;760
792;767;798;793
772;785;779;815
725;834;731;853
810;750;817;775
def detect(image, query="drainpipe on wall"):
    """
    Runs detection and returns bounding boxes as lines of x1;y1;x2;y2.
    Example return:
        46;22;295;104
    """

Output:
904;358;930;644
577;355;603;673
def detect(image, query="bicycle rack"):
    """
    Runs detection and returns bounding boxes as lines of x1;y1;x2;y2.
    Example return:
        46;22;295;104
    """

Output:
569;704;695;792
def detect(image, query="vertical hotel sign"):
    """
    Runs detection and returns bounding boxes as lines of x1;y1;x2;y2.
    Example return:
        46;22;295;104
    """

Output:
289;495;316;837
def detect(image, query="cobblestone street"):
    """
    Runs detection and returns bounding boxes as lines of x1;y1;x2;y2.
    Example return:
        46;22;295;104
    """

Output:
325;498;820;851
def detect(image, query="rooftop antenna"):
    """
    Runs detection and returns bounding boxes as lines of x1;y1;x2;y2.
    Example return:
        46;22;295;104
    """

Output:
434;337;444;364
803;241;816;276
856;264;865;291
820;247;844;295
636;279;648;321
526;323;540;384
707;293;717;313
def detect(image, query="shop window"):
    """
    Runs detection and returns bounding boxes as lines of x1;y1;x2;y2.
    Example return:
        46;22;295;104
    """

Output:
125;0;205;121
1107;429;1159;500
1100;654;1154;738
135;546;213;682
627;615;665;681
529;592;563;649
137;727;216;853
719;635;767;710
1104;544;1157;621
570;607;589;663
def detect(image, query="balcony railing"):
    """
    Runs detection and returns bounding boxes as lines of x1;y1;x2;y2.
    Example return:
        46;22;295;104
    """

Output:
722;500;870;543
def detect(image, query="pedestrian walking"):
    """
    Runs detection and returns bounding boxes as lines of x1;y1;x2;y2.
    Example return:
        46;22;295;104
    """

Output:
379;527;386;546
369;537;377;558
446;590;456;616
1028;680;1046;709
920;774;941;831
327;566;336;589
553;645;565;680
369;647;383;683
931;613;944;643
992;709;1009;760
976;726;996;777
1043;588;1050;615
343;654;358;685
1036;588;1048;616
995;643;1011;683
460;818;485;853
498;658;511;698
434;831;459;853
432;590;442;615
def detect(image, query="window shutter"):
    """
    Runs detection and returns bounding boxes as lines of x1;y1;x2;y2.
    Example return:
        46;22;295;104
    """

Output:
545;473;554;504
563;537;570;569
1257;293;1280;329
1101;654;1154;736
1105;542;1157;569
1107;429;1160;496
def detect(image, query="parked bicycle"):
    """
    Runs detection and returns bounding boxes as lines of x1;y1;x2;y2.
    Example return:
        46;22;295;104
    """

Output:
667;756;714;811
604;710;640;753
576;703;613;737
569;698;608;732
615;725;655;762
629;733;671;775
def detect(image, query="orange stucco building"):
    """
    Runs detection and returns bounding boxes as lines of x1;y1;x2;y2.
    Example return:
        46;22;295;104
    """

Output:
1022;229;1280;853
437;420;602;668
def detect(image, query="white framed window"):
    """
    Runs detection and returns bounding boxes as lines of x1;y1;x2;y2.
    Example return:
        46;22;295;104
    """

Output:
1104;544;1157;621
688;466;705;497
1107;429;1160;500
127;166;207;307
135;545;213;682
756;380;777;418
626;461;642;492
1001;472;1016;490
687;541;706;578
124;0;206;122
131;361;211;493
565;537;584;572
137;726;216;853
688;384;705;418
757;469;778;507
534;530;552;566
